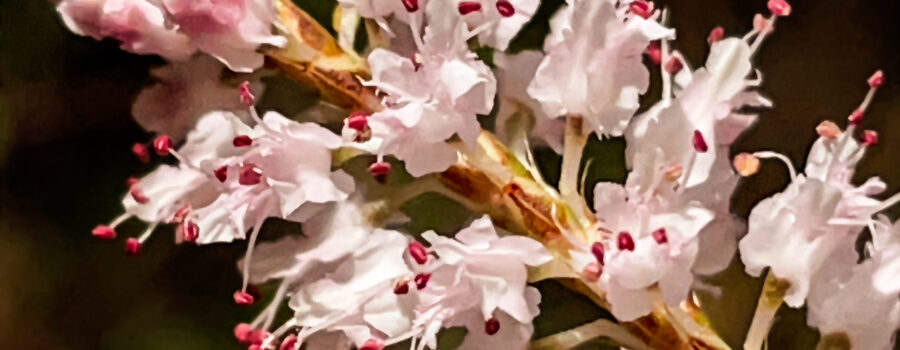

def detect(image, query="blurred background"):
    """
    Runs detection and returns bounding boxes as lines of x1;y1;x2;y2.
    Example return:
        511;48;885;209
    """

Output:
1;0;898;349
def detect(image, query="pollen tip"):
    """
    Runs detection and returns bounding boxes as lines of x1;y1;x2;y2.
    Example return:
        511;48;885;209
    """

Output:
214;165;229;183
645;41;662;65
232;135;253;147
848;109;865;126
153;135;172;156
234;323;253;344
664;164;684;182
868;70;885;89
484;317;501;335
458;1;482;15
393;280;410;295
733;153;761;177
131;143;151;163
582;262;602;282
238;164;263;186
665;57;684;75
401;0;419;13
125;238;141;256
181;221;199;243
707;26;725;44
652;228;668;244
359;339;385;350
617;232;635;252
92;225;117;240
414;273;431;290
496;0;515;17
408;241;429;265
279;334;298;350
767;0;791;17
863;130;879;146
692;130;709;153
590;242;605;265
129;184;150;204
368;162;391;184
629;0;654;19
233;291;255;306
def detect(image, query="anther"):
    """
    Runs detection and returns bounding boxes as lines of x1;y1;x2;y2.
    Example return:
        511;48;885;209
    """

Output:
92;225;116;240
153;135;172;156
665;57;684;75
863;130;879;146
629;0;654;19
816;120;842;139
239;164;263;186
484;317;501;335
868;70;885;89
279;334;298;350
181;220;199;243
132;143;151;163
458;2;482;15
129;184;150;204
414;273;431;290
590;242;605;265
707;26;724;45
393;280;410;295
692;130;709;153
652;228;668;244
767;0;791;17
733;153;761;177
234;323;254;344
496;0;515;17
359;339;385;350
214;165;228;183
233;290;255;305
617;232;635;252
401;0;418;12
125;238;141;256
239;81;255;106
233;135;253;147
848;109;864;126
368;162;391;184
645;41;662;65
408;241;429;265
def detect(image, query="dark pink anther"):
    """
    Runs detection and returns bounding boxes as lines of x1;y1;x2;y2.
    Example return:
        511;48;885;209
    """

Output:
92;225;116;240
414;273;431;290
368;162;391;184
617;232;635;252
458;1;482;15
408;241;429;264
347;112;369;132
234;323;253;344
279;334;298;350
707;26;724;44
629;0;654;19
239;81;255;106
393;280;410;295
484;317;501;335
645;41;662;65
665;57;684;75
496;0;515;17
590;242;605;265
130;184;150;204
132;143;151;163
233;135;253;147
125;238;141;256
868;70;885;89
402;0;419;12
848;109;865;126
652;228;668;244
239;164;263;186
248;345;261;350
359;339;385;350
767;0;791;17
863;130;879;146
214;165;228;183
182;220;199;243
692;130;709;153
233;290;255;305
153;135;172;156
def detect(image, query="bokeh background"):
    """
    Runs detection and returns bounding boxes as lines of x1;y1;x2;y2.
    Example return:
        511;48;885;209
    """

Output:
1;0;898;349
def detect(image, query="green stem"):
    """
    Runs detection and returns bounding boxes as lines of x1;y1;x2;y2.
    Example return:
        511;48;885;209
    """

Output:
743;271;789;350
559;115;590;228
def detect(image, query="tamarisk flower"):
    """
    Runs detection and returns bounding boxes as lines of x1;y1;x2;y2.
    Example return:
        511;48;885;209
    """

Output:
527;0;673;136
452;0;540;50
494;51;565;153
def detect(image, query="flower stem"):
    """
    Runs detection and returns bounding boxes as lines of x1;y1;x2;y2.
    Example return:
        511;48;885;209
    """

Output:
531;318;652;350
559;115;591;228
743;271;789;350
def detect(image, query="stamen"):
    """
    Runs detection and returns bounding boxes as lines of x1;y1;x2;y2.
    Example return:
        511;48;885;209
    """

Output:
394;280;410;295
181;220;199;243
582;262;601;282
402;0;419;13
652;228;668;244
360;339;385;350
239;81;256;107
414;273;431;290
484;317;501;335
233;135;253;147
767;0;791;17
496;0;515;17
868;70;885;89
125;237;141;256
92;225;116;240
733;153;761;176
617;232;635;252
458;2;482;15
241;224;264;291
753;151;798;180
131;143;150;163
234;290;255;305
214;165;228;183
629;0;654;19
590;242;605;265
408;241;429;264
153;135;172;156
279;334;298;350
234;323;254;344
368;162;391;184
815;120;842;139
645;41;662;65
239;164;263;185
692;130;709;153
129;184;150;204
862;130;879;147
707;26;725;45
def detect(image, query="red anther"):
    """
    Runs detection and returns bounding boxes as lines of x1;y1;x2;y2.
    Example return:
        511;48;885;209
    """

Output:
645;41;662;65
590;242;605;265
707;26;724;44
408;241;429;265
233;135;253;147
868;70;885;89
629;0;654;19
692;130;709;153
496;0;515;17
401;0;418;12
848;109;865;126
583;262;601;282
617;232;635;252
132;143;151;163
484;317;501;335
239;164;263;185
248;345;261;350
248;329;269;345
393;280;410;295
652;228;668;244
153;135;172;156
279;334;298;350
181;220;199;243
665;57;684;75
234;323;254;344
239;81;255;106
347;112;369;131
172;205;191;223
126;176;140;187
863;130;879;146
125;238;141;256
368;162;391;184
129;184;150;204
414;273;431;290
458;1;482;15
359;339;385;350
214;165;228;183
233;290;255;305
92;225;116;240
767;0;791;17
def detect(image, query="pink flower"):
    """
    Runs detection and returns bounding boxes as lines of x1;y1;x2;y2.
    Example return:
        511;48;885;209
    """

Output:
494;51;565;154
452;0;540;50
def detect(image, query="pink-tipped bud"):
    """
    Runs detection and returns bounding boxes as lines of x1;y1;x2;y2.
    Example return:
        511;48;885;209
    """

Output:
92;225;116;240
233;135;253;147
239;81;255;106
665;57;684;75
458;1;482;15
617;232;635;252
408;241;429;265
233;291;255;305
414;273;431;290
753;14;774;35
863;130;879;146
645;41;662;65
368;162;391;184
582;262;601;282
132;143;151;163
816;120;843;139
484;317;501;335
496;0;515;17
652;228;668;244
125;238;141;256
767;0;791;17
129;184;150;204
401;0;418;12
848;109;865;126
359;339;385;350
868;70;885;89
733;153;761;177
279;334;298;350
234;323;253;344
181;220;199;243
629;0;654;19
239;164;263;186
692;130;709;153
590;242;605;265
214;165;228;183
153;135;172;156
707;26;725;44
393;280;410;295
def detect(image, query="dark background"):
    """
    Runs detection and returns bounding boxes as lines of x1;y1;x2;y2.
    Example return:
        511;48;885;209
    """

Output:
1;0;898;349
